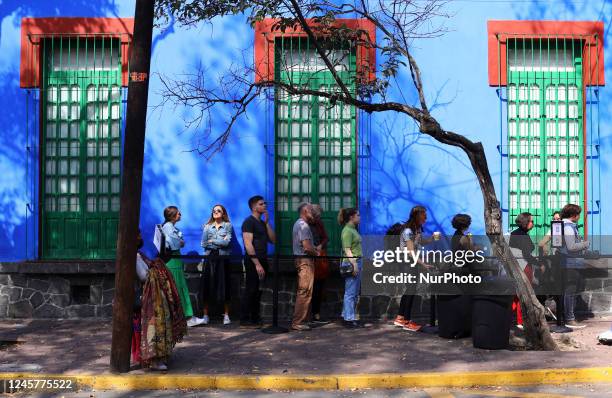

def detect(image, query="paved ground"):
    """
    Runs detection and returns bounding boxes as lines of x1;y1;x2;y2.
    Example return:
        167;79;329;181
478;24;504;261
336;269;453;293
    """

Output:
10;384;612;397
1;317;612;375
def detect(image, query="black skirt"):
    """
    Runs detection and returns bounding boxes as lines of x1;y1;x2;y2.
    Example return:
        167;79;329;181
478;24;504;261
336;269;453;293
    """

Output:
200;250;231;303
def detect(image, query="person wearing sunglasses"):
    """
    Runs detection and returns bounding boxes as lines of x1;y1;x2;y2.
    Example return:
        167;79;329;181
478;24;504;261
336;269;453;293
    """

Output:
201;204;234;325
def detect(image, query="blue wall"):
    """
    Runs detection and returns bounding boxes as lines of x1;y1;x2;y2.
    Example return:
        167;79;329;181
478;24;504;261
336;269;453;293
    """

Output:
1;0;610;260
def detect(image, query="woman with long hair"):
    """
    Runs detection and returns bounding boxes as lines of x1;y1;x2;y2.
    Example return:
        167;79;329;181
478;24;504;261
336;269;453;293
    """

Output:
338;207;363;328
132;229;187;371
200;204;234;325
161;206;204;327
393;205;433;332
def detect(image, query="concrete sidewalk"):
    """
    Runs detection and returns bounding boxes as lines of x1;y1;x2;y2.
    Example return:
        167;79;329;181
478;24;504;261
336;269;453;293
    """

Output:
1;317;612;376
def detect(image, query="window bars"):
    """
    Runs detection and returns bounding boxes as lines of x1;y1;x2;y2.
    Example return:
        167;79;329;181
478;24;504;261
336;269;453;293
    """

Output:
496;33;602;242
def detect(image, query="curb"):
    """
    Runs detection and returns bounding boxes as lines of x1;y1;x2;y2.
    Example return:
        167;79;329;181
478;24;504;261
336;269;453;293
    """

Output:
2;368;612;391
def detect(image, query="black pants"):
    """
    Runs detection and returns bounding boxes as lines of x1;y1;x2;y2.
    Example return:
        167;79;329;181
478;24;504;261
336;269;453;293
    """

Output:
398;294;416;319
240;256;268;323
398;270;418;320
311;278;326;317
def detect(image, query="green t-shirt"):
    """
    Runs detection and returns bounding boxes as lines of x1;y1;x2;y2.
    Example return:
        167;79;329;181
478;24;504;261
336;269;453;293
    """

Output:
341;224;362;258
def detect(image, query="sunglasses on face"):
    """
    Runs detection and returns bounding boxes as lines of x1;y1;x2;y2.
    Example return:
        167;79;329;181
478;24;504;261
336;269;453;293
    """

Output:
213;209;223;214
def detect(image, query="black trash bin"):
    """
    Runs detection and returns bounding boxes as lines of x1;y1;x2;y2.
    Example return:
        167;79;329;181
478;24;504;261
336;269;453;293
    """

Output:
438;294;472;339
472;277;514;349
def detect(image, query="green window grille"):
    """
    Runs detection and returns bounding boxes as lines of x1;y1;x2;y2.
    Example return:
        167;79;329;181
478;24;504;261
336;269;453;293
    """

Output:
41;37;122;259
507;38;584;239
274;37;357;255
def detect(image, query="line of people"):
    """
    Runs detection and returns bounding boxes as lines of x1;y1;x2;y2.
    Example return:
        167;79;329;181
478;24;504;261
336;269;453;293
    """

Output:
390;207;478;332
130;198;593;371
387;203;592;333
290;203;364;330
154;196;352;331
509;203;591;330
154;201;475;333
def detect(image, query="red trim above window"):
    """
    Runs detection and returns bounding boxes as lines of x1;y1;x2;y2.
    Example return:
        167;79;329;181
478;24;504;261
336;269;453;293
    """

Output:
254;18;376;83
487;20;605;86
20;17;134;88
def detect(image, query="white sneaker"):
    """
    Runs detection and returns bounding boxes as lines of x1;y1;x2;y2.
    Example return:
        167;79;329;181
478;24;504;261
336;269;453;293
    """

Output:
202;315;210;325
516;324;524;330
565;320;587;329
223;314;231;325
187;317;204;327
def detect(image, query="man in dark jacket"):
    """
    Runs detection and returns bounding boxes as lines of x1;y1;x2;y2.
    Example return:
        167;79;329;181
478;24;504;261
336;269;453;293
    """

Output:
509;212;539;267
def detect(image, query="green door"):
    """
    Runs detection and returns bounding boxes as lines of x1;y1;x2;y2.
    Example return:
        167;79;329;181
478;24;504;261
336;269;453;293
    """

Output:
507;38;584;239
41;38;122;259
275;38;357;255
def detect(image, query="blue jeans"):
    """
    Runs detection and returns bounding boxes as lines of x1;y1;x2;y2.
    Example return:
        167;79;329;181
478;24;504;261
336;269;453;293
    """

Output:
563;267;583;322
342;259;362;321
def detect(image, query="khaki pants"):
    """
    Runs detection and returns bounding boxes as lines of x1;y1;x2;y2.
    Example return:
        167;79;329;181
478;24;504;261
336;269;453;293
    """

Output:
292;259;314;328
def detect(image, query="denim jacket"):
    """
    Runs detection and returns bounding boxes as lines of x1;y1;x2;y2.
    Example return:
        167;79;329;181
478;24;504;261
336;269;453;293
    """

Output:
162;222;183;251
201;222;233;256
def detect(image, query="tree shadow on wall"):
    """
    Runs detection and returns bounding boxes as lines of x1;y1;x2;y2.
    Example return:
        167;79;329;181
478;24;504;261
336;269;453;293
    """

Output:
368;81;481;235
0;1;123;258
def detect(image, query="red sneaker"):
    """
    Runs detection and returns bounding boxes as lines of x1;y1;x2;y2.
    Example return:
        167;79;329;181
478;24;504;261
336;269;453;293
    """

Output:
393;316;408;327
402;320;423;332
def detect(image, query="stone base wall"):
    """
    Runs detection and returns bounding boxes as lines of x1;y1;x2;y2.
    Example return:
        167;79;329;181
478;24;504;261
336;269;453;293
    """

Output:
2;260;612;319
0;263;115;318
574;267;612;315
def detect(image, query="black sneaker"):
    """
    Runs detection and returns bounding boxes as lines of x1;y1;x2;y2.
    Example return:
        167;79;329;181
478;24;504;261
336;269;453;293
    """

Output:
550;325;573;334
356;320;373;328
308;320;329;329
343;320;362;329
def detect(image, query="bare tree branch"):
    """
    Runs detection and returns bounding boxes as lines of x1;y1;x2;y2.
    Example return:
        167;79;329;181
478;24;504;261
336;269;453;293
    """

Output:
286;0;353;99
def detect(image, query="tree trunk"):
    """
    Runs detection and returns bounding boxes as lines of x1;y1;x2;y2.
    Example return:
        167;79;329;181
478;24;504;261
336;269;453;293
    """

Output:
463;142;558;350
110;0;155;373
418;119;558;350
